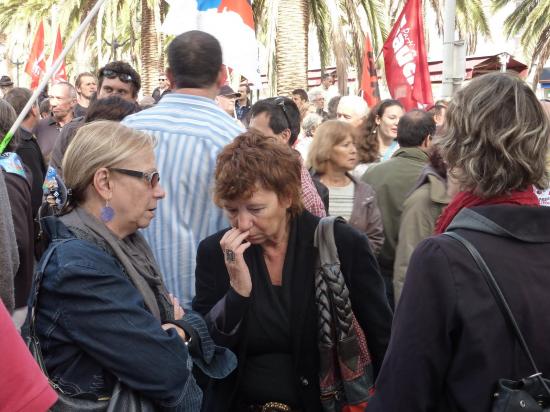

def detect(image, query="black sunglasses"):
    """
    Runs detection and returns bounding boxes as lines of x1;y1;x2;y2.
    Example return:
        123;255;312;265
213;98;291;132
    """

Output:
110;168;160;187
274;97;292;131
101;69;134;83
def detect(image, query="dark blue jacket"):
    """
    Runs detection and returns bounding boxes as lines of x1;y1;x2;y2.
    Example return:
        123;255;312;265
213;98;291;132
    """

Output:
32;217;202;411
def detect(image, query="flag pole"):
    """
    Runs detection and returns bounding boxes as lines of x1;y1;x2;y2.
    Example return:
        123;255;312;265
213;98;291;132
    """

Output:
0;0;109;153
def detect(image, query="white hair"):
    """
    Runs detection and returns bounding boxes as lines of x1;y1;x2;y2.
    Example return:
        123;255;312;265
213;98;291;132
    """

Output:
338;95;369;117
308;89;324;101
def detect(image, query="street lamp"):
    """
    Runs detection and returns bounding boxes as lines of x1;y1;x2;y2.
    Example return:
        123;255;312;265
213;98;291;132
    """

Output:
10;41;26;86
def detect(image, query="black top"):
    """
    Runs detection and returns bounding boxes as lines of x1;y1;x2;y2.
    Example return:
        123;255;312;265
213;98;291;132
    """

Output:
238;221;300;406
193;210;393;412
73;103;88;118
16;127;46;218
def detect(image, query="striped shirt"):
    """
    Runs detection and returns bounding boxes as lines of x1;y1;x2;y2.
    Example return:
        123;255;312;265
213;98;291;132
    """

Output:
122;93;243;307
327;181;355;221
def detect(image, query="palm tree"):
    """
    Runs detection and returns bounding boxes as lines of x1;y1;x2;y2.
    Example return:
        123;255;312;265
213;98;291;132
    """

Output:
253;0;387;96
492;0;550;87
388;0;491;53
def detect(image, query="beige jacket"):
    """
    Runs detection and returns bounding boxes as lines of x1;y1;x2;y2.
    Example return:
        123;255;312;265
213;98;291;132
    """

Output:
393;172;450;303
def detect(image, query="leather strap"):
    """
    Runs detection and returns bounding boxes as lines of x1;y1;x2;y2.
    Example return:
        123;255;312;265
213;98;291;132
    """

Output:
444;231;550;396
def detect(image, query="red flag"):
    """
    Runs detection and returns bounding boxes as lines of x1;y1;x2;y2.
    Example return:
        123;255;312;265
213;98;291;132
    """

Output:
51;27;67;83
24;22;47;89
383;0;433;111
360;33;381;107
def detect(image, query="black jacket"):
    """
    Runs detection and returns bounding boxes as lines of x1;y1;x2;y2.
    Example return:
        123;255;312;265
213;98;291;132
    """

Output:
192;210;392;411
368;205;550;412
16;127;46;217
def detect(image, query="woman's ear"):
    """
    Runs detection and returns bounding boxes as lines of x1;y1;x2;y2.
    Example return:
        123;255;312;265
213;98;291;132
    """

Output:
281;195;292;210
92;168;112;201
375;115;381;126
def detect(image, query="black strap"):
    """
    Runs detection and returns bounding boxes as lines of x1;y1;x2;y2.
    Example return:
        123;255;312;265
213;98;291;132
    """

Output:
444;231;549;394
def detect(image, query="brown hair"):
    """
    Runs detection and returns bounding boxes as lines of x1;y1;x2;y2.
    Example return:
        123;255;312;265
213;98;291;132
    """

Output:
356;99;404;163
213;131;303;217
441;72;549;197
306;120;356;173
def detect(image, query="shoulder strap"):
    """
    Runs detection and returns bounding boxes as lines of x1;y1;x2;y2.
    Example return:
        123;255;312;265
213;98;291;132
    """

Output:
443;231;546;382
314;216;345;266
28;239;73;340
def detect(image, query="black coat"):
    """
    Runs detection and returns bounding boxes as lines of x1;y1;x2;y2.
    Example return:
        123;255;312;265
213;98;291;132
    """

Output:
368;205;550;412
192;210;392;411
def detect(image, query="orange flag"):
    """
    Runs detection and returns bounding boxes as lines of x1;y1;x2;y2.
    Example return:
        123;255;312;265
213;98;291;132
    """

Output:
24;22;47;89
51;27;67;83
360;33;381;107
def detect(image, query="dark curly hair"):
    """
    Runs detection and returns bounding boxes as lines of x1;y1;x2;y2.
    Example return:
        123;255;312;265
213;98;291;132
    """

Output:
213;130;303;217
356;99;403;163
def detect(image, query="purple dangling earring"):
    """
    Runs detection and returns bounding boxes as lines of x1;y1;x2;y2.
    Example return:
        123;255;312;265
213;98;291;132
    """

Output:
100;200;115;222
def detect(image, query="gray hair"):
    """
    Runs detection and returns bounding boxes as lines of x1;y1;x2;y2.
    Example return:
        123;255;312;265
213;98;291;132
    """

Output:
308;89;324;101
302;113;323;136
52;81;77;99
440;72;549;197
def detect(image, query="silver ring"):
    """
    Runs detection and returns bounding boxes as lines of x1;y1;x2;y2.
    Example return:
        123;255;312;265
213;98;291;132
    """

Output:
224;249;236;262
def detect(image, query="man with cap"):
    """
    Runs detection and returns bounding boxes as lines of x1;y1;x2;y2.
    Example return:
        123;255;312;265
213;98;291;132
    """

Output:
0;76;14;98
216;85;240;118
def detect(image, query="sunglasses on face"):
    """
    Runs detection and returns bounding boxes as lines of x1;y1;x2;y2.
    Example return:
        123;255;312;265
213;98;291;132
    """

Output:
100;69;134;83
110;168;160;188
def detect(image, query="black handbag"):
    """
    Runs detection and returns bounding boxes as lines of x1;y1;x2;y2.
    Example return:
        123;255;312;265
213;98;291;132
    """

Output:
444;232;550;412
26;239;156;412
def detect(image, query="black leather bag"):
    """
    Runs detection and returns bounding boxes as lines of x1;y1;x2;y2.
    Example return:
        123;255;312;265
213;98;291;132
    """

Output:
26;239;156;412
444;232;550;412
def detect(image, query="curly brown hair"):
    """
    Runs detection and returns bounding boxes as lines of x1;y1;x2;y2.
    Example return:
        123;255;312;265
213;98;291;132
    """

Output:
213;131;303;217
356;99;403;163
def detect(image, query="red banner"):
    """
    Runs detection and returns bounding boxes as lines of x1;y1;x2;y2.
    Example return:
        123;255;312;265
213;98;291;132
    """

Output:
383;0;433;111
51;27;68;83
360;33;381;107
24;22;47;89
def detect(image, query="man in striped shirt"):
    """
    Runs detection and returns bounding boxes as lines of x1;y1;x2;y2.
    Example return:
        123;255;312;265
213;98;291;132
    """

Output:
123;31;242;307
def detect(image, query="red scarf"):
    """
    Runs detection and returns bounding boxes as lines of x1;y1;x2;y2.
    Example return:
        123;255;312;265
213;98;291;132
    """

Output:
434;188;539;234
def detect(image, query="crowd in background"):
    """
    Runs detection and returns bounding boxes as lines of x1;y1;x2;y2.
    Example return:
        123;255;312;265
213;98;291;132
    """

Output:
1;29;550;412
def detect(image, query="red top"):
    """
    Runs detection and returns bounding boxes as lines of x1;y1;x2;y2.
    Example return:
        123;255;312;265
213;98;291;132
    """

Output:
0;301;57;412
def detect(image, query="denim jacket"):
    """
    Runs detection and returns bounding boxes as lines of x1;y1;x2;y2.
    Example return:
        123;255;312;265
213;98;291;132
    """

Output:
31;217;203;411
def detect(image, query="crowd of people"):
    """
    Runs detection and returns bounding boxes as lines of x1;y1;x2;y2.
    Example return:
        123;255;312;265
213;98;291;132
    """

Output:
1;29;550;412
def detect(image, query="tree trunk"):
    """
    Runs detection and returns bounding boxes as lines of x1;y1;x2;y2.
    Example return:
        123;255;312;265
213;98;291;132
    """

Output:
140;0;159;97
275;0;309;96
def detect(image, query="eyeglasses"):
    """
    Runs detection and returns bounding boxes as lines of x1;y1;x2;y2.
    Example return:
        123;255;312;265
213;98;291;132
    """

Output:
274;97;292;131
100;69;134;83
110;168;160;188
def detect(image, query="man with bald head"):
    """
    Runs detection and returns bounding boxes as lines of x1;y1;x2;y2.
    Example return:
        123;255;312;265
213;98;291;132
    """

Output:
34;82;77;159
337;95;369;127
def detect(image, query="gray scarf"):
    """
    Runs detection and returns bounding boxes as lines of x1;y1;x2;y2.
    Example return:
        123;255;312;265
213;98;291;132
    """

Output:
59;207;172;321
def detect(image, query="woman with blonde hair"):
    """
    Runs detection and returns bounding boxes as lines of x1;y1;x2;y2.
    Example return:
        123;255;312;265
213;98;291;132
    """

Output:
29;120;234;411
368;72;550;411
308;119;383;255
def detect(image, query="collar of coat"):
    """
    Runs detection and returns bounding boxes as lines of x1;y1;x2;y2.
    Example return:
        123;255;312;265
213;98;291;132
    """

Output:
447;205;550;243
391;146;429;162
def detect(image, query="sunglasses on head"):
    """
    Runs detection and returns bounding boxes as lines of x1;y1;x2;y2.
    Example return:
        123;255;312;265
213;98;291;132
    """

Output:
110;168;160;188
274;97;292;131
101;69;134;83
